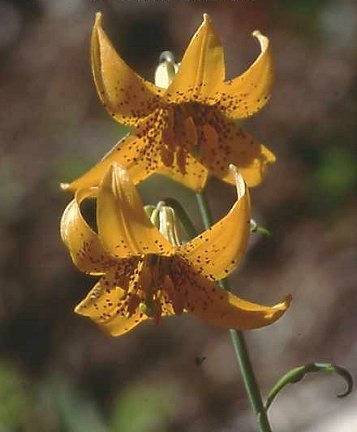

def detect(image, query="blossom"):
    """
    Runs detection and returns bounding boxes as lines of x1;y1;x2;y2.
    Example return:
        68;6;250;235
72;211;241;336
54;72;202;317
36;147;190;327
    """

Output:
62;13;275;193
60;164;290;336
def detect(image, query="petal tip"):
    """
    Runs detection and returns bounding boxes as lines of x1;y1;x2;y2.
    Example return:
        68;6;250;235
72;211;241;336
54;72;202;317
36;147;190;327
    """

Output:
229;164;246;200
269;152;277;163
101;162;129;191
74;303;84;315
283;294;292;309
201;13;214;30
252;30;262;37
229;164;238;175
264;294;292;323
252;30;269;49
94;11;103;26
60;182;70;191
275;294;292;312
109;162;127;177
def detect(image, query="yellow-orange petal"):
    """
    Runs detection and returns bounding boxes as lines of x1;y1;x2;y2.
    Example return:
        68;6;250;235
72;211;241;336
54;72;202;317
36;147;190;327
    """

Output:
164;14;224;104
156;152;209;192
97;164;174;258
92;13;162;126
60;188;113;275
100;310;147;336
178;169;250;280
193;287;292;330
218;31;273;119
173;258;291;330
62;117;164;193
220;142;275;187
75;270;147;336
198;111;276;187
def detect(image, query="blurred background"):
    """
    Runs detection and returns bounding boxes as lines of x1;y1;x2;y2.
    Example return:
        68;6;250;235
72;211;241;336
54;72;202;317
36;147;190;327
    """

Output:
0;0;356;431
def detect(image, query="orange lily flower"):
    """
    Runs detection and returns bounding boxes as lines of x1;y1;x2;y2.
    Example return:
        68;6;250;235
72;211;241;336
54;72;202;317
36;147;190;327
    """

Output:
62;13;275;193
60;164;290;336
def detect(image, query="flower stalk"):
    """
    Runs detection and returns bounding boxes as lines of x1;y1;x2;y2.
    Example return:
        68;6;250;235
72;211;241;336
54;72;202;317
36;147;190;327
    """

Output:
196;190;273;432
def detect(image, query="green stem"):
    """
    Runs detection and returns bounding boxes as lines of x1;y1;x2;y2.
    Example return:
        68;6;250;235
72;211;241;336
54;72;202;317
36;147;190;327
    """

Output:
195;191;213;230
229;330;272;432
163;198;198;240
196;191;272;432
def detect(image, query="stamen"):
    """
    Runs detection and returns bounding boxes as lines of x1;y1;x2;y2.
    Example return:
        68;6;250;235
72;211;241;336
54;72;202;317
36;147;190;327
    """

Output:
149;201;165;228
163;274;184;315
184;116;198;148
139;301;155;317
158;206;182;246
138;297;161;321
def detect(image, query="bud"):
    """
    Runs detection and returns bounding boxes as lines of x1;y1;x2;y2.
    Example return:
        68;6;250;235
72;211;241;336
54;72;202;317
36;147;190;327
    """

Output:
155;51;179;89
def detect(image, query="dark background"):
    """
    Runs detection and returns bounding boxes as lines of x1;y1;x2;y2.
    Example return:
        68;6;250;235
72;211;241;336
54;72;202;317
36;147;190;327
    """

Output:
0;0;356;431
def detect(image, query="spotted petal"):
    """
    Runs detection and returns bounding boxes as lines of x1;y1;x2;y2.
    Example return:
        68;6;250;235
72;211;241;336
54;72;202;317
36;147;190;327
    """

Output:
92;13;162;126
173;258;291;330
164;14;225;104
218;31;273;119
98;164;174;258
61;112;165;193
178;169;250;280
191;282;292;330
156;152;209;192
60;188;113;275
198;111;276;187
75;269;147;336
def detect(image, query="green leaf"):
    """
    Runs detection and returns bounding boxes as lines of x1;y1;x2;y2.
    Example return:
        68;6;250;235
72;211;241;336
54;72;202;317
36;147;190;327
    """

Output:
265;362;353;411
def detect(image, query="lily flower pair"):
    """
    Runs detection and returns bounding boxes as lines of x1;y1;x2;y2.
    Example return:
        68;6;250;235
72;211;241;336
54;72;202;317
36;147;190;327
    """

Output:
61;163;290;336
60;13;290;335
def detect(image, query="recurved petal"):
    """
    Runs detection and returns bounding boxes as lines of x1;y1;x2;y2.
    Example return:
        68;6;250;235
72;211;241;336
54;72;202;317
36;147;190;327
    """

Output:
75;269;147;336
60;188;113;275
193;285;292;330
219;140;276;188
218;31;273;119
61;117;163;193
92;13;162;126
178;169;250;280
164;14;225;104
174;258;291;330
198;112;276;187
156;152;209;192
97;164;174;258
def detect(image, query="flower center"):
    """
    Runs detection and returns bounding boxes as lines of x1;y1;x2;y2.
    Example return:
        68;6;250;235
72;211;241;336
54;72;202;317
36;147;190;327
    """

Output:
137;254;173;321
160;103;220;175
136;203;183;321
